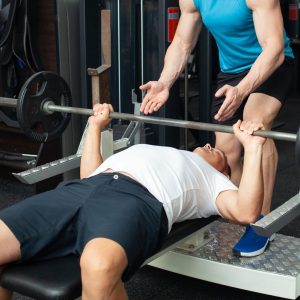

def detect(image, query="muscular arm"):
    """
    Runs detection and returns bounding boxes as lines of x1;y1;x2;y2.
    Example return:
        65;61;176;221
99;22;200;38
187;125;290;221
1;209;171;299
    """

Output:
214;0;286;121
139;0;202;114
159;0;202;89
216;121;265;224
80;104;113;179
80;123;103;179
237;0;285;97
217;145;264;224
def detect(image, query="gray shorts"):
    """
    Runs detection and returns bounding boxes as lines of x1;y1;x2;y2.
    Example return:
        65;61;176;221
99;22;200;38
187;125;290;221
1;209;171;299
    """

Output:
0;173;168;280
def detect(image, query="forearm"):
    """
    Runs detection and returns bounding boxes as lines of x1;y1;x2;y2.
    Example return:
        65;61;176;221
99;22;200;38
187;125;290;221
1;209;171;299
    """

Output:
237;0;287;99
158;39;192;89
159;1;202;89
80;123;103;179
237;144;264;219
237;46;284;98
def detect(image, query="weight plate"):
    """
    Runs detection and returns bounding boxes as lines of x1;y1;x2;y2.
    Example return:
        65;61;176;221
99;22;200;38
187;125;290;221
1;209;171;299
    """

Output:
17;71;72;143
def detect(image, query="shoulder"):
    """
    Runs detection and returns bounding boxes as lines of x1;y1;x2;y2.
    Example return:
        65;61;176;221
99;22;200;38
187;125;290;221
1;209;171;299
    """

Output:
180;0;199;13
246;0;279;10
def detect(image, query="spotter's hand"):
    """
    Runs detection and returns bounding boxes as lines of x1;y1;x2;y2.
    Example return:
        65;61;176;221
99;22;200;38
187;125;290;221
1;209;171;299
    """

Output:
214;85;244;122
140;81;169;115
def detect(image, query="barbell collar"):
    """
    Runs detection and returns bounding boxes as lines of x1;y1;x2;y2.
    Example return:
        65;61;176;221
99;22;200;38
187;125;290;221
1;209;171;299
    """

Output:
45;103;297;143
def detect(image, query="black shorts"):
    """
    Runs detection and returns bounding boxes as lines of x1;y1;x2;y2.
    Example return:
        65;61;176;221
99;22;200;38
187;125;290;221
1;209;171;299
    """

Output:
211;57;295;125
0;173;168;281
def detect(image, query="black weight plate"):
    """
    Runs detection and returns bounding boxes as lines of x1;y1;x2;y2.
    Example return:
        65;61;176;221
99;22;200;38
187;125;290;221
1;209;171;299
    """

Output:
17;71;72;143
296;127;300;166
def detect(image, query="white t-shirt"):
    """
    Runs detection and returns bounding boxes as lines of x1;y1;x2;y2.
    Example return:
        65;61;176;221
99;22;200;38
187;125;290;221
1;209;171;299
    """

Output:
90;144;238;232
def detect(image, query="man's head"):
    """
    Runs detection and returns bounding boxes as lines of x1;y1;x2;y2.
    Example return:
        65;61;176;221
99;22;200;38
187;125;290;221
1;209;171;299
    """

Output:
193;144;231;177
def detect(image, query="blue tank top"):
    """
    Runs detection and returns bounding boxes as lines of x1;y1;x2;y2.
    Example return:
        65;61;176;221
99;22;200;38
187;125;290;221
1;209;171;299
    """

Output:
193;0;294;73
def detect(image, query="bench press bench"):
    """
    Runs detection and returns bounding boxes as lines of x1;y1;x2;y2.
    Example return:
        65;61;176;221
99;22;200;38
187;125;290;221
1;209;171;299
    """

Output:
0;217;217;300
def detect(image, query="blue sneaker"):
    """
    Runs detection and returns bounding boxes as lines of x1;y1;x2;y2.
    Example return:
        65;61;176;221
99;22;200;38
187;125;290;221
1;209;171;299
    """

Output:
232;216;274;257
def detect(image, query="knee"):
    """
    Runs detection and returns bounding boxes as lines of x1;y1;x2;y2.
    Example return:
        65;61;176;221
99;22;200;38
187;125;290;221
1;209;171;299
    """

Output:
80;248;122;299
80;250;114;278
80;245;123;281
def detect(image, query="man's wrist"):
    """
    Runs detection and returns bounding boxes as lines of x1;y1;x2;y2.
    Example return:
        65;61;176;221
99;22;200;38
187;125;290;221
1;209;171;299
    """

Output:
235;84;247;101
243;143;263;153
158;77;172;90
88;121;103;132
236;74;255;99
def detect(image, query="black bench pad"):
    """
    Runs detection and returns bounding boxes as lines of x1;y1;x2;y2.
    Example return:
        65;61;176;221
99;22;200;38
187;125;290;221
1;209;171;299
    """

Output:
1;256;81;300
0;217;217;300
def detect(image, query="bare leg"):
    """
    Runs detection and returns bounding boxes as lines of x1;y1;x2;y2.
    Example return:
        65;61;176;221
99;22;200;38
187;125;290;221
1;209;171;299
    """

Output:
109;281;128;300
0;286;12;300
80;238;128;300
0;266;12;300
0;220;22;300
215;132;243;187
243;93;282;215
216;93;281;215
0;220;21;263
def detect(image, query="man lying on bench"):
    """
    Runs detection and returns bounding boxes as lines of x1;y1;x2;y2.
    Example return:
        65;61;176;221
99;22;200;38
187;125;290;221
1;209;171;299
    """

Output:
0;103;266;300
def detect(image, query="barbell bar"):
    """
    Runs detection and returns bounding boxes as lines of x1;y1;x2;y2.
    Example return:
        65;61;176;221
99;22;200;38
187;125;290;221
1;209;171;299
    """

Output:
0;71;299;164
3;93;298;142
44;102;297;142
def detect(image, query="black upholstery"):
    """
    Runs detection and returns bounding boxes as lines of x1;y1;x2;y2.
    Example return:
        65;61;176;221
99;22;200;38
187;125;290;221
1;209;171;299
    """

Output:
0;216;217;300
0;256;81;300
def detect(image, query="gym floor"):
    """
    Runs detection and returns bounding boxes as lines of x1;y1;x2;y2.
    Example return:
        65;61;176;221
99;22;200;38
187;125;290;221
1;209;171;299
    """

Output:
0;93;299;300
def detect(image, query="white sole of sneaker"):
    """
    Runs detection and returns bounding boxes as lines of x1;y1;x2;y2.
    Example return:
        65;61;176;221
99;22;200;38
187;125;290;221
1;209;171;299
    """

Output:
238;234;276;257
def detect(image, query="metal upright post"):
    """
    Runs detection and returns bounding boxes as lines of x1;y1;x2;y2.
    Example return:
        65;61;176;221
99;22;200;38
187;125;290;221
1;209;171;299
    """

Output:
184;65;189;149
197;27;213;146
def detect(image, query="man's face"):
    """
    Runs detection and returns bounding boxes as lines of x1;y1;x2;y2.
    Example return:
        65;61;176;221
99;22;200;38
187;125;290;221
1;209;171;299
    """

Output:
193;144;227;173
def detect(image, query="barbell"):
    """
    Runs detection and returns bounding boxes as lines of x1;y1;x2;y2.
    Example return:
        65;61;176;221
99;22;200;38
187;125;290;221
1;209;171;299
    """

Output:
0;71;300;163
